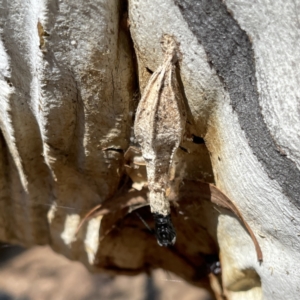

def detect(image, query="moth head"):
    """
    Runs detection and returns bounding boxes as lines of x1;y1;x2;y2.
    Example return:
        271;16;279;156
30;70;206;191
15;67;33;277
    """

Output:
160;34;180;63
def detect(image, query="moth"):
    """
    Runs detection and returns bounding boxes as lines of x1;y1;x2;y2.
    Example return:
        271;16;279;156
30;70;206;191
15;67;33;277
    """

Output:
77;35;263;263
134;35;186;246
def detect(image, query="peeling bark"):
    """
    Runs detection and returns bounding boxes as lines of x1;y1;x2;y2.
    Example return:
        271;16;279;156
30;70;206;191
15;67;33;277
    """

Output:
0;1;299;299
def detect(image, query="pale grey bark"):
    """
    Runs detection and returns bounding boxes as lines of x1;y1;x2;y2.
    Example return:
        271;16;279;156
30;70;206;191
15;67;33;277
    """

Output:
0;1;299;299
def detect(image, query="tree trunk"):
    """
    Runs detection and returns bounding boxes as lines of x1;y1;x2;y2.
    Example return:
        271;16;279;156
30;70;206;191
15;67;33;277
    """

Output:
0;1;299;299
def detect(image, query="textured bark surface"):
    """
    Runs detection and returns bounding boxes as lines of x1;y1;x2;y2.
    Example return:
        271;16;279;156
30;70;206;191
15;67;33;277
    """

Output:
0;0;135;264
0;1;299;299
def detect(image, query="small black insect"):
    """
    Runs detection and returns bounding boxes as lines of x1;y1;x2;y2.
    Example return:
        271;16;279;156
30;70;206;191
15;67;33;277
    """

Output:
153;213;176;247
204;254;222;275
209;261;221;275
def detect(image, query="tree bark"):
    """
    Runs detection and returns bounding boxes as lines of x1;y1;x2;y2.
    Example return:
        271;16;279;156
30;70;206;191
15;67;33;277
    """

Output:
0;1;299;299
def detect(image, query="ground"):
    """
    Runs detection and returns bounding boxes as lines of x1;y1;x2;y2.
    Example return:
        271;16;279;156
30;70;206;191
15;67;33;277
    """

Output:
0;245;211;300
